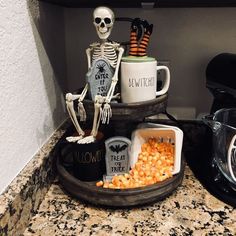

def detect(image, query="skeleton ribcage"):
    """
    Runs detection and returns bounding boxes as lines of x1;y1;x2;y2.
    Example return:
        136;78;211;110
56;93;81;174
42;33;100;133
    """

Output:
92;44;117;68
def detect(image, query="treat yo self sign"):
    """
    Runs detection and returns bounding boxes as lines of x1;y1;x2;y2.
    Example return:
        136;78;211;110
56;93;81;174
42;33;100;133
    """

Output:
105;137;131;176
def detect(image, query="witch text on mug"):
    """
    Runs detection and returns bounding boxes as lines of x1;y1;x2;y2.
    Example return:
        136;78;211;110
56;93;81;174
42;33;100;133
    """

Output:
128;76;155;88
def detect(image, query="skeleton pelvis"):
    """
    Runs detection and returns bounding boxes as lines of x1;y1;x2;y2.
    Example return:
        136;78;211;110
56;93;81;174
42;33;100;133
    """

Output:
86;57;115;101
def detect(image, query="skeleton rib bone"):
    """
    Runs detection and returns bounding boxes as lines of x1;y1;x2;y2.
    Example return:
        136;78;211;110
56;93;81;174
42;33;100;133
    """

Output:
92;43;118;68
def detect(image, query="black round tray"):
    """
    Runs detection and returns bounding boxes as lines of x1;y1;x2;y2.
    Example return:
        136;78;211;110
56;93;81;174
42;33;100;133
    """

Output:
59;92;182;207
82;93;168;121
56;152;185;207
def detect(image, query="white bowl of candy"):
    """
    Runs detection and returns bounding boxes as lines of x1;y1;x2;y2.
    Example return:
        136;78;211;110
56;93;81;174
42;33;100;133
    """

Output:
130;123;183;176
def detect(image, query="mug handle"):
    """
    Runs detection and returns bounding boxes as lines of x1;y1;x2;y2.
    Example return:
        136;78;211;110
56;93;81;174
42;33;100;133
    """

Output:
156;65;170;96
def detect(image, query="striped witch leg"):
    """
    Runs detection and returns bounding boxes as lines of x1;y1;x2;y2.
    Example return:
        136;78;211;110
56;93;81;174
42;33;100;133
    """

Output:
138;22;153;57
129;18;140;56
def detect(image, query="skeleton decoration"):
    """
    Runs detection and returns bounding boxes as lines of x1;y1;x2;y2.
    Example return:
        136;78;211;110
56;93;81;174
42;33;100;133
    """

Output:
65;7;124;144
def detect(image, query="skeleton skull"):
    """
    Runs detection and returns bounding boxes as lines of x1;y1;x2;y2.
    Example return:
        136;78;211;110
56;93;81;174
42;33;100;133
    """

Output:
93;7;114;40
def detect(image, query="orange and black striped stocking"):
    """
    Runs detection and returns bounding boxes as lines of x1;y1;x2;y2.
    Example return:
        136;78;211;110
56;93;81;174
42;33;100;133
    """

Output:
129;19;139;56
138;23;153;57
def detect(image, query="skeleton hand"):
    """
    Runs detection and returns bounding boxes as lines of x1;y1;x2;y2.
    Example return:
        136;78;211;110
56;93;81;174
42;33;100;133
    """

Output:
101;103;112;124
78;101;86;122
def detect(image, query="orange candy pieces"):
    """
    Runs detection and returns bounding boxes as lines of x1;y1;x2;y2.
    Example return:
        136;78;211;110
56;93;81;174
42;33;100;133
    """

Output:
96;138;174;189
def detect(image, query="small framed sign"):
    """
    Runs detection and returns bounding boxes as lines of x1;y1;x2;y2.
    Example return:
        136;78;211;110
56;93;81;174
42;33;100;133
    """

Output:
105;136;131;176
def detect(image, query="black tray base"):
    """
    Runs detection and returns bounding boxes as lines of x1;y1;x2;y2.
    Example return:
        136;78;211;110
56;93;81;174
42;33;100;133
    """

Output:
55;125;185;208
56;154;185;208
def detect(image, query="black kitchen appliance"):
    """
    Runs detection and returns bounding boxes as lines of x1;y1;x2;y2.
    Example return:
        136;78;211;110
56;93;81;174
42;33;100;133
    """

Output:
196;53;236;207
206;53;236;113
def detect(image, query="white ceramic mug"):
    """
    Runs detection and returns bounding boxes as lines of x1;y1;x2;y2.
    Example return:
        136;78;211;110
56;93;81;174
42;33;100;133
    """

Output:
121;60;170;103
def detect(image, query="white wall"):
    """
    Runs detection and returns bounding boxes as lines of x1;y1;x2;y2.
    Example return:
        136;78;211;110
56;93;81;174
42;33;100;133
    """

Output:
0;0;67;193
64;7;236;116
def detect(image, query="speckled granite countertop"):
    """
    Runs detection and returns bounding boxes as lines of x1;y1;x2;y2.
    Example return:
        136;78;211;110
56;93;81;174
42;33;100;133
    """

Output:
23;166;236;236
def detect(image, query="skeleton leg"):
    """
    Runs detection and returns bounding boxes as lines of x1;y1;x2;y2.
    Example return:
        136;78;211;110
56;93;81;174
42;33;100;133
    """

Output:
90;95;103;137
101;79;117;124
78;95;103;144
77;84;88;122
99;93;119;126
65;93;85;142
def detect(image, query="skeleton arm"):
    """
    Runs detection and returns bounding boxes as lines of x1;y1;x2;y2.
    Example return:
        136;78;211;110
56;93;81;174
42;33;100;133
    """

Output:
86;46;93;70
79;47;93;96
76;45;96;121
65;45;94;135
78;46;93;103
101;46;124;124
79;44;97;103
